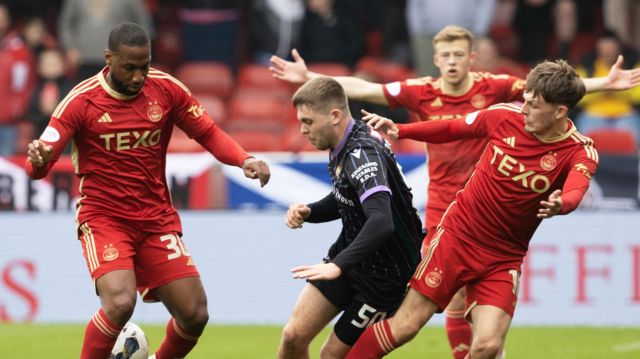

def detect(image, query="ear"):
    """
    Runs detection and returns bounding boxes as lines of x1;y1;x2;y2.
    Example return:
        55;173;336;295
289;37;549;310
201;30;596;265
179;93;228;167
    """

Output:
469;51;477;64
104;49;112;67
330;109;342;125
555;105;568;120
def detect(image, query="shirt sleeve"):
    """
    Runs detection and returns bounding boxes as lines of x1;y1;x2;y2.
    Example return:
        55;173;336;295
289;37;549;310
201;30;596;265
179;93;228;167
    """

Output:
342;145;392;203
490;74;526;103
25;100;81;179
382;80;423;112
560;148;599;214
306;192;341;223
397;108;501;143
171;84;251;167
331;191;394;271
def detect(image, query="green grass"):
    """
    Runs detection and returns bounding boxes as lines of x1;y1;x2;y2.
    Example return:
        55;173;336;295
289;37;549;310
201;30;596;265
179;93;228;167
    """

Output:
1;324;640;358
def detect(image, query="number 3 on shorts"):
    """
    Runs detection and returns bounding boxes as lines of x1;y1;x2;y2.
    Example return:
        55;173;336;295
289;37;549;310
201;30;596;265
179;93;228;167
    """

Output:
160;233;190;260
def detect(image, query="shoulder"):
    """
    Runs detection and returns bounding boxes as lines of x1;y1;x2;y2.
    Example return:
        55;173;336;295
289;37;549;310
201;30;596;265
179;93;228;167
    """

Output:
568;130;599;163
146;68;191;95
473;72;526;90
52;75;102;118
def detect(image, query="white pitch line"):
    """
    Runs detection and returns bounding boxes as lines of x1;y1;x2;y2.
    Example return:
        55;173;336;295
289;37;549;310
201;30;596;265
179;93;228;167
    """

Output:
612;341;640;352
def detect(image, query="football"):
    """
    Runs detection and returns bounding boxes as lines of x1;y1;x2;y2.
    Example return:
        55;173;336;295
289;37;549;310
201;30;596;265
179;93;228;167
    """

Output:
110;322;149;359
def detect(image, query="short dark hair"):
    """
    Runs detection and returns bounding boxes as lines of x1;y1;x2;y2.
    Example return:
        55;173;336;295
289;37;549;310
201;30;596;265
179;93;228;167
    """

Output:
525;60;586;109
108;22;150;52
292;77;348;113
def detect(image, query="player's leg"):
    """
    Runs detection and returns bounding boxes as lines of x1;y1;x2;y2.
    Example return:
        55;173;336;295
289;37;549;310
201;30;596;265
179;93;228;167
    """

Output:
466;305;511;359
445;287;472;359
464;262;521;359
77;219;138;359
135;231;204;359
279;283;341;359
153;277;209;359
347;228;464;358
345;288;439;358
320;299;396;358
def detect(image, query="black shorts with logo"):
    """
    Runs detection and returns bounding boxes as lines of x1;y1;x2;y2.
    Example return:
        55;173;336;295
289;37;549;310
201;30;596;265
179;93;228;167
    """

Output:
310;269;409;346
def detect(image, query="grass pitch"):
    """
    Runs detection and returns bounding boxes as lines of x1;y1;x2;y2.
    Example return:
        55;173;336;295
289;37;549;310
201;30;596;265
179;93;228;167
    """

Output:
1;323;640;358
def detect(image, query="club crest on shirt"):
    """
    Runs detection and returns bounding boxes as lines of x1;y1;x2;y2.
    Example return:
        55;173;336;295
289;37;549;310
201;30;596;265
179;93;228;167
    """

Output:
425;269;443;288
147;101;163;122
102;244;119;261
540;153;557;171
471;94;486;109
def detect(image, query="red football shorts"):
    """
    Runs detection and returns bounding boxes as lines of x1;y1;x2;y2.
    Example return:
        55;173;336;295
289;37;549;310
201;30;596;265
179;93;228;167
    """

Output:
78;216;199;302
410;228;522;318
420;205;446;256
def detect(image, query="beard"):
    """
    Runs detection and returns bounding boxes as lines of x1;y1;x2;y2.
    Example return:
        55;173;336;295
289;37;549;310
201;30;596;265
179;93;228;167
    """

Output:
111;74;142;96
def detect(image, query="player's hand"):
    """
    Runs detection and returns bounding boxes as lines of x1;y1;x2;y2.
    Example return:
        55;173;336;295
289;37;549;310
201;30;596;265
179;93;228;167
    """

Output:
242;157;270;187
538;189;563;219
270;49;311;84
361;109;399;140
291;262;342;281
285;203;311;229
27;140;53;168
605;55;640;90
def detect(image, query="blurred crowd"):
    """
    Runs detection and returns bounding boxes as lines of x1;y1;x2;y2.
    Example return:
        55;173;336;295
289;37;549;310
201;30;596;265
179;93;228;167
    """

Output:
0;0;638;156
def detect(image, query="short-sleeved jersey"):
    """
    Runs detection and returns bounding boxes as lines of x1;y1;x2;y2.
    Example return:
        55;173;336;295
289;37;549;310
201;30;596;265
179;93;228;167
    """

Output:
33;68;225;230
327;119;423;279
383;73;526;223
441;104;599;258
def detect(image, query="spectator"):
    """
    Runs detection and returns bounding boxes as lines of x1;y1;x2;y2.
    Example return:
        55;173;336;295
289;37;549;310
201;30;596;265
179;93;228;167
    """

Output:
58;0;152;80
178;0;241;70
27;48;73;138
603;0;640;53
21;16;58;58
249;0;304;65
472;36;529;78
575;29;640;143
406;0;496;76
0;3;37;156
298;0;363;68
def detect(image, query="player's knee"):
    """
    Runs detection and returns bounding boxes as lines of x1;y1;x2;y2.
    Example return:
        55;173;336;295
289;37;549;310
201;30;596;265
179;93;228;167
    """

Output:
177;302;209;334
102;291;136;323
281;322;311;347
470;336;502;359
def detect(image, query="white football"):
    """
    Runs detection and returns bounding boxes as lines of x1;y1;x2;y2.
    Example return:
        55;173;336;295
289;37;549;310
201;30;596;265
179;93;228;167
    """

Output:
110;322;150;359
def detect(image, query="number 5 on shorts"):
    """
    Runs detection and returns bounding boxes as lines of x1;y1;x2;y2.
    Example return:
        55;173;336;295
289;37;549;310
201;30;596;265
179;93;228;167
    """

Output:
160;233;190;260
351;303;387;329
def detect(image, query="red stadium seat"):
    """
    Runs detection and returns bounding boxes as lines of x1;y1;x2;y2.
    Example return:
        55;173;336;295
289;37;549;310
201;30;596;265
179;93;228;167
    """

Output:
585;129;637;155
225;93;290;131
175;62;233;99
356;57;416;83
167;127;203;153
285;127;319;152
225;128;286;152
237;63;292;93
196;95;226;125
307;63;351;77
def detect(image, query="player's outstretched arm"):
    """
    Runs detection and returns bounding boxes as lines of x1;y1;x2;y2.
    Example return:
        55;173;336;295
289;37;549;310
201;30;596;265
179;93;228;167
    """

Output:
537;189;563;219
285;203;311;229
242;157;270;187
582;55;640;92
361;109;399;140
270;49;389;105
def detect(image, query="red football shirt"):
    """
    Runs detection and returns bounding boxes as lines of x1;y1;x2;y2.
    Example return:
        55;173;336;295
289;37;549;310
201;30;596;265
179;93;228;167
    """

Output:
25;68;250;230
383;73;526;231
398;103;599;258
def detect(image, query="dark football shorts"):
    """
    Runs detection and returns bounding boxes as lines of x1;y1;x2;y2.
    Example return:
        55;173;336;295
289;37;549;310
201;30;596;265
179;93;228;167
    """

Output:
310;270;407;346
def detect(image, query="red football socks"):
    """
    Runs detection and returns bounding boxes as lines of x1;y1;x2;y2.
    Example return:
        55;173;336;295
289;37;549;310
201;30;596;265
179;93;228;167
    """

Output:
154;317;200;359
446;310;472;359
80;309;123;359
346;319;398;359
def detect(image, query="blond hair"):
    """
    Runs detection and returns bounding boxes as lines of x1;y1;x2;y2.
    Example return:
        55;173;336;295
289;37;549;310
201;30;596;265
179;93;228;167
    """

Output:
433;25;474;50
